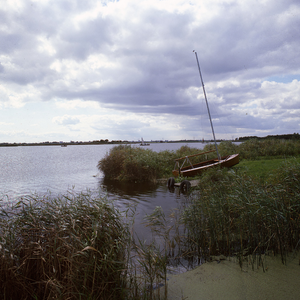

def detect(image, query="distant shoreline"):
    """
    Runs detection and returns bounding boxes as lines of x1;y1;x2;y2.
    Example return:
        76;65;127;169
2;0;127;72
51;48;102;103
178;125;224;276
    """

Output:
0;140;218;147
1;133;299;147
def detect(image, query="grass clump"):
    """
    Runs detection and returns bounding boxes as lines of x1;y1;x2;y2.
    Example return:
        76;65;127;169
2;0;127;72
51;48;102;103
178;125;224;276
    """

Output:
0;192;130;300
181;160;300;268
98;145;202;183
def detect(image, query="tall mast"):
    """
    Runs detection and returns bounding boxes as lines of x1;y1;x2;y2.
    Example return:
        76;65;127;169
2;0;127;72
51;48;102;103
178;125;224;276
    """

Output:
194;50;220;160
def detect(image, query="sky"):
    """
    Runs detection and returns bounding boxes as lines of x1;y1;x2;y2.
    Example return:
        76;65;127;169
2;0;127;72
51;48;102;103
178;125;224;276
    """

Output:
0;0;300;143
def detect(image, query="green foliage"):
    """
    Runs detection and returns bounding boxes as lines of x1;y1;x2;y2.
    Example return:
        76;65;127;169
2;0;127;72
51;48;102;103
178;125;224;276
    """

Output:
98;139;300;182
217;140;239;156
181;161;300;267
0;192;130;300
237;138;300;159
234;157;300;183
134;238;168;300
97;145;130;180
98;145;202;182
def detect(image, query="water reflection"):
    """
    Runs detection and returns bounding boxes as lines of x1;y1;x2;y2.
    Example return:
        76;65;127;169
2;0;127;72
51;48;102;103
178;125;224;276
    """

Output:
98;177;189;244
101;177;158;198
99;177;199;272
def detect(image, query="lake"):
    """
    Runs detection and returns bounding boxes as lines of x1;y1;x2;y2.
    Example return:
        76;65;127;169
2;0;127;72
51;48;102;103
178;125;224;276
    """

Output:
0;142;206;240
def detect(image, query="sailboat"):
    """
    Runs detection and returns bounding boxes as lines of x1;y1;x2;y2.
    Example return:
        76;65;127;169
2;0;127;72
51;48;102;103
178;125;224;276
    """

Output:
140;137;150;146
171;51;239;178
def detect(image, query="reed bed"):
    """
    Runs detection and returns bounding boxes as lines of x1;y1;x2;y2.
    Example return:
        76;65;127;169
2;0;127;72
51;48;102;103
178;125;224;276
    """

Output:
218;139;300;160
98;145;203;183
0;192;131;300
180;160;300;268
98;139;300;183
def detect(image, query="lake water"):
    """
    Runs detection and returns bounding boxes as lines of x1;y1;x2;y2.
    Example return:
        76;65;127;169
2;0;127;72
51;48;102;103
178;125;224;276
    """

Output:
0;142;206;240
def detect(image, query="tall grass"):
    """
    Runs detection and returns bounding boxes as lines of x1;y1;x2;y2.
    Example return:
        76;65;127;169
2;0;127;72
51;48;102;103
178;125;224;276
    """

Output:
98;139;300;183
234;157;300;183
0;192;130;300
180;160;300;268
212;139;300;160
232;138;300;159
0;191;172;300
98;145;202;183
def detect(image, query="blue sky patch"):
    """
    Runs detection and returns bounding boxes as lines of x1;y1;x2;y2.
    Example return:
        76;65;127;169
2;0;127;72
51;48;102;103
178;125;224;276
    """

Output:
265;74;300;83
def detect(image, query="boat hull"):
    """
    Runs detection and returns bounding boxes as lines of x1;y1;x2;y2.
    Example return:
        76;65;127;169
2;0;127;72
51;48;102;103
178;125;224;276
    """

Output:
172;154;239;177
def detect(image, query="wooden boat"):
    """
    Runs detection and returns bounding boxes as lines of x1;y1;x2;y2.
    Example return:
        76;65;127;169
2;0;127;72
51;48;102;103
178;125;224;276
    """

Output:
172;150;239;177
171;51;239;178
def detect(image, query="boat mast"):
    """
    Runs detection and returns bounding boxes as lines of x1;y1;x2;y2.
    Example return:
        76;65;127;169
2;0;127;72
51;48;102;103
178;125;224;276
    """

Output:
193;50;221;161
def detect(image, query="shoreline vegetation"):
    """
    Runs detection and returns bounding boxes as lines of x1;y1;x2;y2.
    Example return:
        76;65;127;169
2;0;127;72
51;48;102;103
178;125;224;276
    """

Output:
0;139;300;299
0;193;131;299
98;139;300;183
1;132;300;147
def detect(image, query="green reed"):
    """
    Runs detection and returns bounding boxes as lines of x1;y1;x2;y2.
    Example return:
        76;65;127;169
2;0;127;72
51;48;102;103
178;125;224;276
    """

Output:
225;138;300;160
98;145;202;183
181;160;300;268
98;139;300;183
0;191;131;300
0;190;174;300
133;238;168;300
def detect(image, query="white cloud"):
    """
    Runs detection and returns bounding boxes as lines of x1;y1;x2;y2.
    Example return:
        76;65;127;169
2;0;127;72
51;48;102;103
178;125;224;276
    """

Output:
53;115;81;126
54;99;100;110
0;0;299;142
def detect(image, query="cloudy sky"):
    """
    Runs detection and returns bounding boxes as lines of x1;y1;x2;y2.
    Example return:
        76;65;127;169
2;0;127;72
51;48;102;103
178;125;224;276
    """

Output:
0;0;299;143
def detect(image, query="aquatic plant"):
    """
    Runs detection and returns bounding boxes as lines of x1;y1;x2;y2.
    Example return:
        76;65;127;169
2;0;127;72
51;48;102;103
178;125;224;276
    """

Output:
181;161;300;268
98;145;202;183
0;192;130;300
236;138;300;159
98;139;300;183
133;238;168;300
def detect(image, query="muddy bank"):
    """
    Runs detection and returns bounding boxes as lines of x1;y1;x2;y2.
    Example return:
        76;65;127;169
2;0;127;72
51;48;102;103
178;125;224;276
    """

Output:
164;255;299;300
